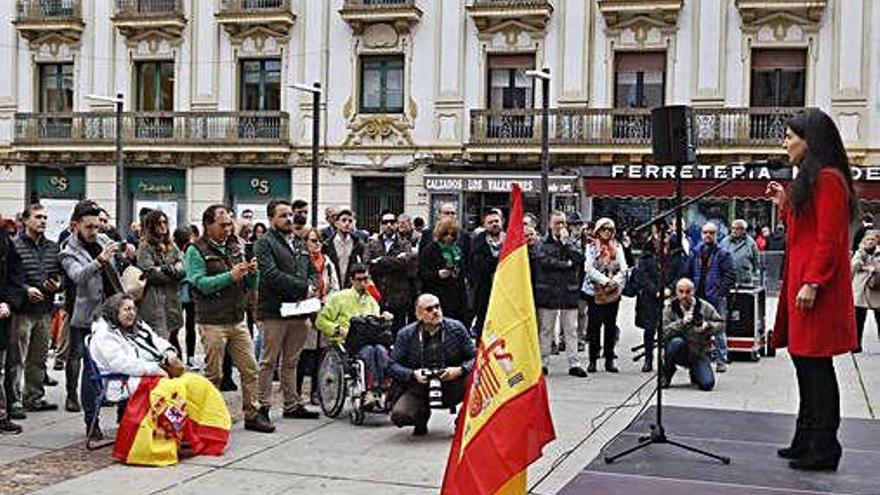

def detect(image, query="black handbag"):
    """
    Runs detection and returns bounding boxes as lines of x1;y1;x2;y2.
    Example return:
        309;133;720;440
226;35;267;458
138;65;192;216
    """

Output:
344;315;393;353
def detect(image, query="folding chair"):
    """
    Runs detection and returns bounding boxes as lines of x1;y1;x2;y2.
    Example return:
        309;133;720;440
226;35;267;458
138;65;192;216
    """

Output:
83;336;131;450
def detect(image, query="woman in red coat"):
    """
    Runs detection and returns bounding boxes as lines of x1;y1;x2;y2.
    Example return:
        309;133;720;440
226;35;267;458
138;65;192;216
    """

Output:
766;109;858;472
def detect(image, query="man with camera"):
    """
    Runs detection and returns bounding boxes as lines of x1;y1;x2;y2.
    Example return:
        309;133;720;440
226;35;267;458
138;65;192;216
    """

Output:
9;204;63;416
315;264;392;410
60;201;125;432
254;199;320;421
388;293;476;436
660;278;722;391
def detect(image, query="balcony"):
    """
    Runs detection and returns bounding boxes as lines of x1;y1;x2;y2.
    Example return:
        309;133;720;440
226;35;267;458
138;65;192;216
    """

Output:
597;0;683;28
14;0;84;44
735;0;827;25
339;0;422;34
112;0;186;42
13;111;289;148
467;0;553;32
216;0;295;41
468;107;800;150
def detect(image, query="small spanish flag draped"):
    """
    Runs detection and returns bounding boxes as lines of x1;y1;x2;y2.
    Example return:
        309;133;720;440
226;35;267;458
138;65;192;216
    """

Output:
442;184;555;494
113;373;232;466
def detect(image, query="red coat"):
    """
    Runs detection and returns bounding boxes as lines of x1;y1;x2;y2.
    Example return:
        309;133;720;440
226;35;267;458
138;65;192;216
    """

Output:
773;168;857;357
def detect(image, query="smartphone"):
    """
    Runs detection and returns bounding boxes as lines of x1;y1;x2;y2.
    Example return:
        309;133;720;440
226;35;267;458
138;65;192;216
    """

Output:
117;241;128;253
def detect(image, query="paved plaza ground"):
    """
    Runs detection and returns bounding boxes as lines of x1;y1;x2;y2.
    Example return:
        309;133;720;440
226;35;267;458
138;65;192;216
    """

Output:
1;297;878;494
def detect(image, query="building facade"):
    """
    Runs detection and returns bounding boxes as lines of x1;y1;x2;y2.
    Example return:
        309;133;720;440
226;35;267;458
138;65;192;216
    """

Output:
1;0;879;237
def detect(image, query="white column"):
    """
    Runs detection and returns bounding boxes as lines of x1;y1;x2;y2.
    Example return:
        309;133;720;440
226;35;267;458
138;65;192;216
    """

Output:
691;0;726;106
557;0;590;106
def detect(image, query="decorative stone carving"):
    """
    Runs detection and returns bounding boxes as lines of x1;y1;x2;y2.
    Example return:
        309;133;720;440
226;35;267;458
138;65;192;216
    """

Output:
362;24;399;49
339;1;422;36
343;116;414;147
238;29;284;57
32;34;79;62
468;1;553;36
133;34;176;59
216;0;295;45
736;0;827;25
597;0;682;31
113;1;187;48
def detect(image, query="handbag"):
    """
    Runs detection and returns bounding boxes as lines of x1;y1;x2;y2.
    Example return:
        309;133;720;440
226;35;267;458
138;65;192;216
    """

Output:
593;280;622;305
122;265;147;301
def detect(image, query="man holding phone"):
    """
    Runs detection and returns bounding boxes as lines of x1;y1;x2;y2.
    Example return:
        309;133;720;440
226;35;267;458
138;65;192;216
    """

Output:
60;201;124;431
9;204;63;415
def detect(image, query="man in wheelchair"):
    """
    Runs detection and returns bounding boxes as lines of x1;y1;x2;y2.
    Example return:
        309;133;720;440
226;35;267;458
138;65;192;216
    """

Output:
388;294;476;436
315;264;393;410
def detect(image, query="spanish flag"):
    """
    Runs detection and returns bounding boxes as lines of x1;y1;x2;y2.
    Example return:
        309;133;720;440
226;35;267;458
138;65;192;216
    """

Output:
113;373;232;466
442;184;555;494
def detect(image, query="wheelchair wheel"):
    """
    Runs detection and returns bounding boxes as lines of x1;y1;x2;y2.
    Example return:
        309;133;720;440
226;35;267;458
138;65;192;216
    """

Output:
317;347;346;418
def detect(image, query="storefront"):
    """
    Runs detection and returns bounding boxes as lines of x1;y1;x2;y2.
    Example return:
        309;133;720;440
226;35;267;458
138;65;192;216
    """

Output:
27;166;85;241
424;172;579;230
582;163;880;240
225;168;291;225
127;168;186;231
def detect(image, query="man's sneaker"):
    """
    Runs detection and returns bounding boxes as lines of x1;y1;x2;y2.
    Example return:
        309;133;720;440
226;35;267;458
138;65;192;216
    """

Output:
43;375;58;386
219;378;238;392
0;419;22;434
716;362;728;373
283;405;320;419
25;400;58;412
8;405;26;420
65;396;82;413
244;414;276;433
568;367;588;378
413;423;428;436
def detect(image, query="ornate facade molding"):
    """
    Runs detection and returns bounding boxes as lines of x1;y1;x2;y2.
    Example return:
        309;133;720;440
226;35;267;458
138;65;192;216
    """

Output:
735;0;827;26
216;0;295;46
14;0;84;49
112;0;187;48
597;0;682;30
339;1;422;36
467;0;553;37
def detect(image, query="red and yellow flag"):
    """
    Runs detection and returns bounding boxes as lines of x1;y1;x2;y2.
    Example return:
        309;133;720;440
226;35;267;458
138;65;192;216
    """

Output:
442;184;555;495
114;373;231;466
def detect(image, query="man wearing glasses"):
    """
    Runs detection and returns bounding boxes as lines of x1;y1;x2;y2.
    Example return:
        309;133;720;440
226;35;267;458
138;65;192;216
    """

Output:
388;293;476;436
365;212;412;334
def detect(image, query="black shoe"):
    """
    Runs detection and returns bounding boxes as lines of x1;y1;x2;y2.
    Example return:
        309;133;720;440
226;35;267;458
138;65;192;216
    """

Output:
659;375;671;389
777;429;808;459
789;456;840;471
283;405;320;419
310;391;320;406
43;375;58;386
244;414;276;433
605;359;619;373
0;419;22;434
568;367;588;378
541;366;548;376
87;425;104;441
587;361;597;373
53;360;64;371
219;378;238;392
853;347;863;354
25;400;58;412
413;423;428;436
65;396;81;413
641;360;653;373
577;341;585;352
558;341;566;352
8;406;26;420
258;406;271;423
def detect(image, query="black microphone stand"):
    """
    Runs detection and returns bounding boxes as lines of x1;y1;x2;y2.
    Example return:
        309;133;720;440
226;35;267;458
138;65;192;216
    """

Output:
602;168;754;465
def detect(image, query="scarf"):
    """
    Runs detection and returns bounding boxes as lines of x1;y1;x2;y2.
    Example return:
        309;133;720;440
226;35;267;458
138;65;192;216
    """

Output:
439;242;462;270
311;252;326;298
596;237;617;262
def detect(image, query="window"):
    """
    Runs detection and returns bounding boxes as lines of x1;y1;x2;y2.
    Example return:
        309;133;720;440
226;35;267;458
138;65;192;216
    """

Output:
135;61;174;139
38;63;74;138
359;55;404;114
486;54;535;139
750;49;806;107
240;59;281;111
613;52;665;141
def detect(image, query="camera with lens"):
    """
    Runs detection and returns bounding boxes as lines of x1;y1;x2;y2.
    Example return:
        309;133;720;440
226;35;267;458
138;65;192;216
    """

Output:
426;368;445;409
690;312;704;328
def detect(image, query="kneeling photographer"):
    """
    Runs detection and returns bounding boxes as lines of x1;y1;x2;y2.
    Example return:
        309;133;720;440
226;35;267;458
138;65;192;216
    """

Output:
388;294;476;436
661;278;722;391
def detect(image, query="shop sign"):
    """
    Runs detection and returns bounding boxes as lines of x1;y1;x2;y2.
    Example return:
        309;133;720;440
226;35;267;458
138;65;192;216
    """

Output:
227;169;291;199
608;164;777;181
424;175;575;194
30;167;85;199
127;170;186;197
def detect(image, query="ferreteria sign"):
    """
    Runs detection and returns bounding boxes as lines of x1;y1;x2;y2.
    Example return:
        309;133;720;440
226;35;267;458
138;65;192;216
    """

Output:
583;164;880;182
424;174;577;193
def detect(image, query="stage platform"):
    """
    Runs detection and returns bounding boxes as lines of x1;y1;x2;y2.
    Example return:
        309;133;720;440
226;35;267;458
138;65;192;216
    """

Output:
559;406;880;495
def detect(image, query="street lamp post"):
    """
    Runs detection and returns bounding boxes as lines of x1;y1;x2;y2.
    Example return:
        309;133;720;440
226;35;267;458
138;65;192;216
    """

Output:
527;68;551;234
289;82;322;228
87;93;125;225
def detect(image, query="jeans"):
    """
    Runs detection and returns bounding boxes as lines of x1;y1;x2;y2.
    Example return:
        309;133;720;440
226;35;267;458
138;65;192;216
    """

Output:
357;344;389;391
663;336;715;391
80;343;100;428
65;326;91;399
714;329;729;364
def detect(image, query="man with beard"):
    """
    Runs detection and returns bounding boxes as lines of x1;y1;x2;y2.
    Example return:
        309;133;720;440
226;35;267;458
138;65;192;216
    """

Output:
365;212;412;333
469;210;505;338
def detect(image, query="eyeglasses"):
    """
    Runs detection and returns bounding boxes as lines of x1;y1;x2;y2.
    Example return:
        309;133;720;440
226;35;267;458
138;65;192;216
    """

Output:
381;219;396;224
600;227;614;232
307;238;320;244
353;276;369;282
421;303;441;313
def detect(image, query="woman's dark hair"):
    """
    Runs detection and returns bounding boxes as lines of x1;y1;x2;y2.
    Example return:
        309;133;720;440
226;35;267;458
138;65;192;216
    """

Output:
172;226;191;252
786;109;859;219
97;293;136;328
141;209;172;249
251;223;267;241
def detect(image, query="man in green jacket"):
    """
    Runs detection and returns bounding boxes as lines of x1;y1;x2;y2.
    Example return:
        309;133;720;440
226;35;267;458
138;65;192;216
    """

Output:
185;204;273;433
254;199;320;420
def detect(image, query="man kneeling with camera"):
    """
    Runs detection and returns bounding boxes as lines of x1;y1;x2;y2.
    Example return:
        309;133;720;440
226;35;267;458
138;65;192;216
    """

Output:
388;294;476;436
661;278;721;391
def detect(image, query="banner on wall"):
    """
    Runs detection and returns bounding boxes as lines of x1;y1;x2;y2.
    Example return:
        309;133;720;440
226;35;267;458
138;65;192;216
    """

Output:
41;198;78;242
234;203;269;226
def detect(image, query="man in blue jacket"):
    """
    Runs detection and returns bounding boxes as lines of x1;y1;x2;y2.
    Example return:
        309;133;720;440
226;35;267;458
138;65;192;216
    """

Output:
687;222;736;373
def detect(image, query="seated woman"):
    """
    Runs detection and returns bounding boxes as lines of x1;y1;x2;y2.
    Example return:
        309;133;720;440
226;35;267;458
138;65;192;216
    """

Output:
88;294;232;466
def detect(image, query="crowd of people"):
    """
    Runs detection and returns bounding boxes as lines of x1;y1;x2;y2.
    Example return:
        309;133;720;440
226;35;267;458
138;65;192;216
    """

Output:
0;110;870;473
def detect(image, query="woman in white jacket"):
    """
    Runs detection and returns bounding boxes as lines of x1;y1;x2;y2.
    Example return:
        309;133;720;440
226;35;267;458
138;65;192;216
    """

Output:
582;218;629;373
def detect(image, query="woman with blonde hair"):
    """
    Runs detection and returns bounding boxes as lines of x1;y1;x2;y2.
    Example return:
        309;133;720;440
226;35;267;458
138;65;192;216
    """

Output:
418;217;469;325
582;217;628;373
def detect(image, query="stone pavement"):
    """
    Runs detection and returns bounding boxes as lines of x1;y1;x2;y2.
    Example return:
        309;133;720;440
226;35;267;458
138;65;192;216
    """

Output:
0;297;878;495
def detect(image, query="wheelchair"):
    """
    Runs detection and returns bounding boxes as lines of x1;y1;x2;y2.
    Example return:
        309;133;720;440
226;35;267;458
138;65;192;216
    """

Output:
83;336;132;450
316;315;393;425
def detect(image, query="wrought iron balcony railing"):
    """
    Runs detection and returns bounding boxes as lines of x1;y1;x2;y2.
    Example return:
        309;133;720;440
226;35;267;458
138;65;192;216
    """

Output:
342;0;417;8
16;0;81;21
114;0;182;17
218;0;288;13
471;0;552;7
469;107;801;148
14;111;290;146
